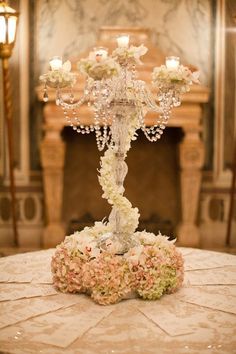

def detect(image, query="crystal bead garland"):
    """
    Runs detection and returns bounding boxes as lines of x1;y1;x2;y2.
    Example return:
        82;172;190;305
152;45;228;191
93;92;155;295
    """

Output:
43;83;49;102
40;39;199;252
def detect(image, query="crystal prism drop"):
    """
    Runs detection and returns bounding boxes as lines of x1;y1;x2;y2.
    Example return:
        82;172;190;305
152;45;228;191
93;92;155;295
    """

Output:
43;92;48;102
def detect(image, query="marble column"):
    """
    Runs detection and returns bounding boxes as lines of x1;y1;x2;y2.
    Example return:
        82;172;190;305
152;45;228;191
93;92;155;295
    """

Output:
177;128;205;247
40;104;66;248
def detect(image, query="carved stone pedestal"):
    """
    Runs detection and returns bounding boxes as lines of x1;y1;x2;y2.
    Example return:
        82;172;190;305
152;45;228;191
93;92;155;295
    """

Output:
177;130;205;246
40;119;66;248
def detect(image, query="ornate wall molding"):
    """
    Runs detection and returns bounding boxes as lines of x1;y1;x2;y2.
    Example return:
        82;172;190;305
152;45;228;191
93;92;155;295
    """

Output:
0;189;43;247
200;190;236;247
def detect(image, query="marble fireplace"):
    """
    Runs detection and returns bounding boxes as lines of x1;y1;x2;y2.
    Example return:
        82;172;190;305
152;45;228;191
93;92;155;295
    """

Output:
38;27;209;248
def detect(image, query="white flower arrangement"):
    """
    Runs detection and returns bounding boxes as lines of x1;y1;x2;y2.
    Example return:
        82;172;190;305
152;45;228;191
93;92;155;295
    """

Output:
51;227;184;305
78;52;120;81
152;65;200;93
40;60;77;88
98;112;141;236
112;44;148;65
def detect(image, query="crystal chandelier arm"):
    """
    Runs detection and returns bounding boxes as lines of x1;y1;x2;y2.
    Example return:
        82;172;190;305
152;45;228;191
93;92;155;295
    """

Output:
141;84;161;113
41;46;199;152
56;93;87;109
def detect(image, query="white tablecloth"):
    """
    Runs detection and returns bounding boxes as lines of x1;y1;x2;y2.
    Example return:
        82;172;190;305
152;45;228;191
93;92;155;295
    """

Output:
0;247;236;354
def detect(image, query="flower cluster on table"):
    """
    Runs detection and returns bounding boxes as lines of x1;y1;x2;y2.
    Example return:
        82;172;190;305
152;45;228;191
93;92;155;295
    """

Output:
78;51;120;81
152;64;200;93
40;60;77;89
51;223;184;305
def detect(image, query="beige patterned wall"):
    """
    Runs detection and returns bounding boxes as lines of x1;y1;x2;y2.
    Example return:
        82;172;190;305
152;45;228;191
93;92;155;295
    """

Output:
36;0;212;85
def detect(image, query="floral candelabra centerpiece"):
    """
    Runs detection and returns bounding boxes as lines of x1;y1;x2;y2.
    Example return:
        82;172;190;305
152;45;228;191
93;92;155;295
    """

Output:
40;34;199;305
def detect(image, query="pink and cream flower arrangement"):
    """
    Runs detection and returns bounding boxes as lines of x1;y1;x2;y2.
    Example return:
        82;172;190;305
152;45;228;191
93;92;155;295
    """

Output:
112;44;148;65
51;226;184;305
77;44;148;81
152;64;200;93
78;50;120;81
40;60;76;88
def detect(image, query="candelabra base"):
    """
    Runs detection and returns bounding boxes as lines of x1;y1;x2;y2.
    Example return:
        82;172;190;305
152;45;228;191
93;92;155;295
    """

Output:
97;231;138;255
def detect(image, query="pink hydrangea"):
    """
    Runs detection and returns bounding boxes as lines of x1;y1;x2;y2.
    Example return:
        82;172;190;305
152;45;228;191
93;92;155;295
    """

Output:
127;244;184;300
51;230;184;305
51;246;86;294
82;252;133;305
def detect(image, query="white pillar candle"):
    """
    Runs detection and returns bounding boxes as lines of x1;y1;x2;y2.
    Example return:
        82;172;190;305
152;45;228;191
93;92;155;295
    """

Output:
116;34;129;48
165;56;180;69
49;56;63;70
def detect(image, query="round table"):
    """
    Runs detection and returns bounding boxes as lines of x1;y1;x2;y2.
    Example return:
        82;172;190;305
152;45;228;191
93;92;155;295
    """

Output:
0;247;235;354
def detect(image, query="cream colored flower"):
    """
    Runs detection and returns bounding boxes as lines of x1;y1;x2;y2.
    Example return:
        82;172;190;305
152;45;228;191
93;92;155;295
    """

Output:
62;60;72;72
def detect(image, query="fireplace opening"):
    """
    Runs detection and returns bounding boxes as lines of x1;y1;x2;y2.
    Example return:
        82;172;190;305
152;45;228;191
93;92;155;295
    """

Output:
62;126;183;238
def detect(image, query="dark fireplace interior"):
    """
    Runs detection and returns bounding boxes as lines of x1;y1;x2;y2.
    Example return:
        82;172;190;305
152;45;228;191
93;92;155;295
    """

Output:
62;126;183;238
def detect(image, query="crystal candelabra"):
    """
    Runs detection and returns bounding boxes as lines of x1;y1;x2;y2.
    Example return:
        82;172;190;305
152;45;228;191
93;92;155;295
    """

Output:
40;35;199;254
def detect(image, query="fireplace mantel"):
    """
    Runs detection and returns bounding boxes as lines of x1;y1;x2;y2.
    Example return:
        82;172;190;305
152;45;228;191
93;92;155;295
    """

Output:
37;27;209;248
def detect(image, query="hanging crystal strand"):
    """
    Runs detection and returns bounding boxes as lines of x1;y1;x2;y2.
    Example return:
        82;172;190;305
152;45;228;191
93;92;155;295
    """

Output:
91;79;112;151
95;105;106;150
103;81;112;146
106;125;112;149
131;64;136;81
132;80;164;142
62;106;74;128
124;66;128;101
71;108;79;132
95;111;106;150
141;81;177;141
101;111;109;147
55;86;61;106
99;80;109;148
43;83;49;102
61;86;94;135
91;81;102;150
58;95;86;110
94;113;104;151
69;86;74;104
57;80;88;111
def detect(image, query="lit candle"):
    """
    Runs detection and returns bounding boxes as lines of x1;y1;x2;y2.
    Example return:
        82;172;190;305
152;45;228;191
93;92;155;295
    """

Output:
94;47;108;62
165;56;180;69
116;34;130;48
49;56;63;70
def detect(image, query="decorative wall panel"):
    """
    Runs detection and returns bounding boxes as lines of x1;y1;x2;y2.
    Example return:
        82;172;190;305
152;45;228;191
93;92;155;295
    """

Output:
36;0;212;85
